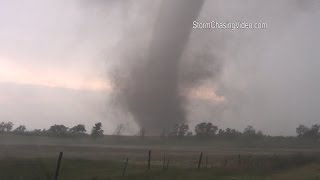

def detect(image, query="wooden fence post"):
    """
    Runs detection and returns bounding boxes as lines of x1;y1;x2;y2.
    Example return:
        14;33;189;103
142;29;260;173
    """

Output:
122;158;129;176
148;150;151;170
54;152;63;180
197;152;203;171
224;159;228;168
162;154;166;172
205;155;208;168
165;158;170;171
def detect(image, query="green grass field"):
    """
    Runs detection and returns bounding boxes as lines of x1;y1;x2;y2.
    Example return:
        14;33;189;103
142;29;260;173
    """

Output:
1;156;320;180
1;135;320;179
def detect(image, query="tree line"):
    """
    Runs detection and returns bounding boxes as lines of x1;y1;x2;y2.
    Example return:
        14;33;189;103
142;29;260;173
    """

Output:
164;123;264;139
0;121;320;140
0;122;104;138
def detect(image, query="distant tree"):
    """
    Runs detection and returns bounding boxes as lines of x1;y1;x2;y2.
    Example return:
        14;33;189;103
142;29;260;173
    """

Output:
168;124;189;137
304;124;320;139
160;128;167;138
257;130;264;137
310;124;319;136
243;126;264;139
195;123;207;137
225;128;232;135
0;122;5;133
178;124;189;137
91;122;104;138
169;124;179;136
296;124;320;139
243;126;256;136
218;128;241;138
296;124;309;137
218;129;225;135
41;129;49;136
48;124;68;137
206;123;218;136
0;122;14;133
186;132;193;136
231;129;239;135
195;123;218;137
138;127;146;139
29;129;43;136
114;123;125;136
69;124;86;136
13;125;26;134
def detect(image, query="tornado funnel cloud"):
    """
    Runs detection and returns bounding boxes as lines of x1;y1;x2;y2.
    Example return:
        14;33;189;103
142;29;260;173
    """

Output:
123;0;204;135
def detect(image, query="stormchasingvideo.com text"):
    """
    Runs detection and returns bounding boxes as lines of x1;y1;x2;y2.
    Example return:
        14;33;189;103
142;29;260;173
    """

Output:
193;20;268;30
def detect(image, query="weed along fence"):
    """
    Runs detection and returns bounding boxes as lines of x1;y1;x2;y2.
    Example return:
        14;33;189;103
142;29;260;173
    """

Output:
1;149;318;179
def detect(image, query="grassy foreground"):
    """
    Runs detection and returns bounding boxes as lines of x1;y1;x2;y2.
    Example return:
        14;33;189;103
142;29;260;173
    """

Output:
1;135;320;179
0;154;319;180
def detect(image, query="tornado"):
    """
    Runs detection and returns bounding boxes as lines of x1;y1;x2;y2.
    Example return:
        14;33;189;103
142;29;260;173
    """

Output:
123;0;204;135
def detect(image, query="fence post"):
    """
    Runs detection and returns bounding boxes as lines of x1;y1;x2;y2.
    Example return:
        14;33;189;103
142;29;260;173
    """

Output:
165;157;170;171
205;155;208;168
197;152;203;171
122;158;129;176
148;150;151;170
54;152;63;180
162;154;166;172
224;159;228;168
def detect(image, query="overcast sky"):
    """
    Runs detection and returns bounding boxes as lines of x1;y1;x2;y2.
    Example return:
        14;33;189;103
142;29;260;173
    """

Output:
0;0;319;135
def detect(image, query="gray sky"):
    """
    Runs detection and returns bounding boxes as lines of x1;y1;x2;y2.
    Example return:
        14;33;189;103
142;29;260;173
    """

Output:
0;0;319;135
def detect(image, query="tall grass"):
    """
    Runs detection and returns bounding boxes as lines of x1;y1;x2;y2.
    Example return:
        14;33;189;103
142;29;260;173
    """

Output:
0;153;319;180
